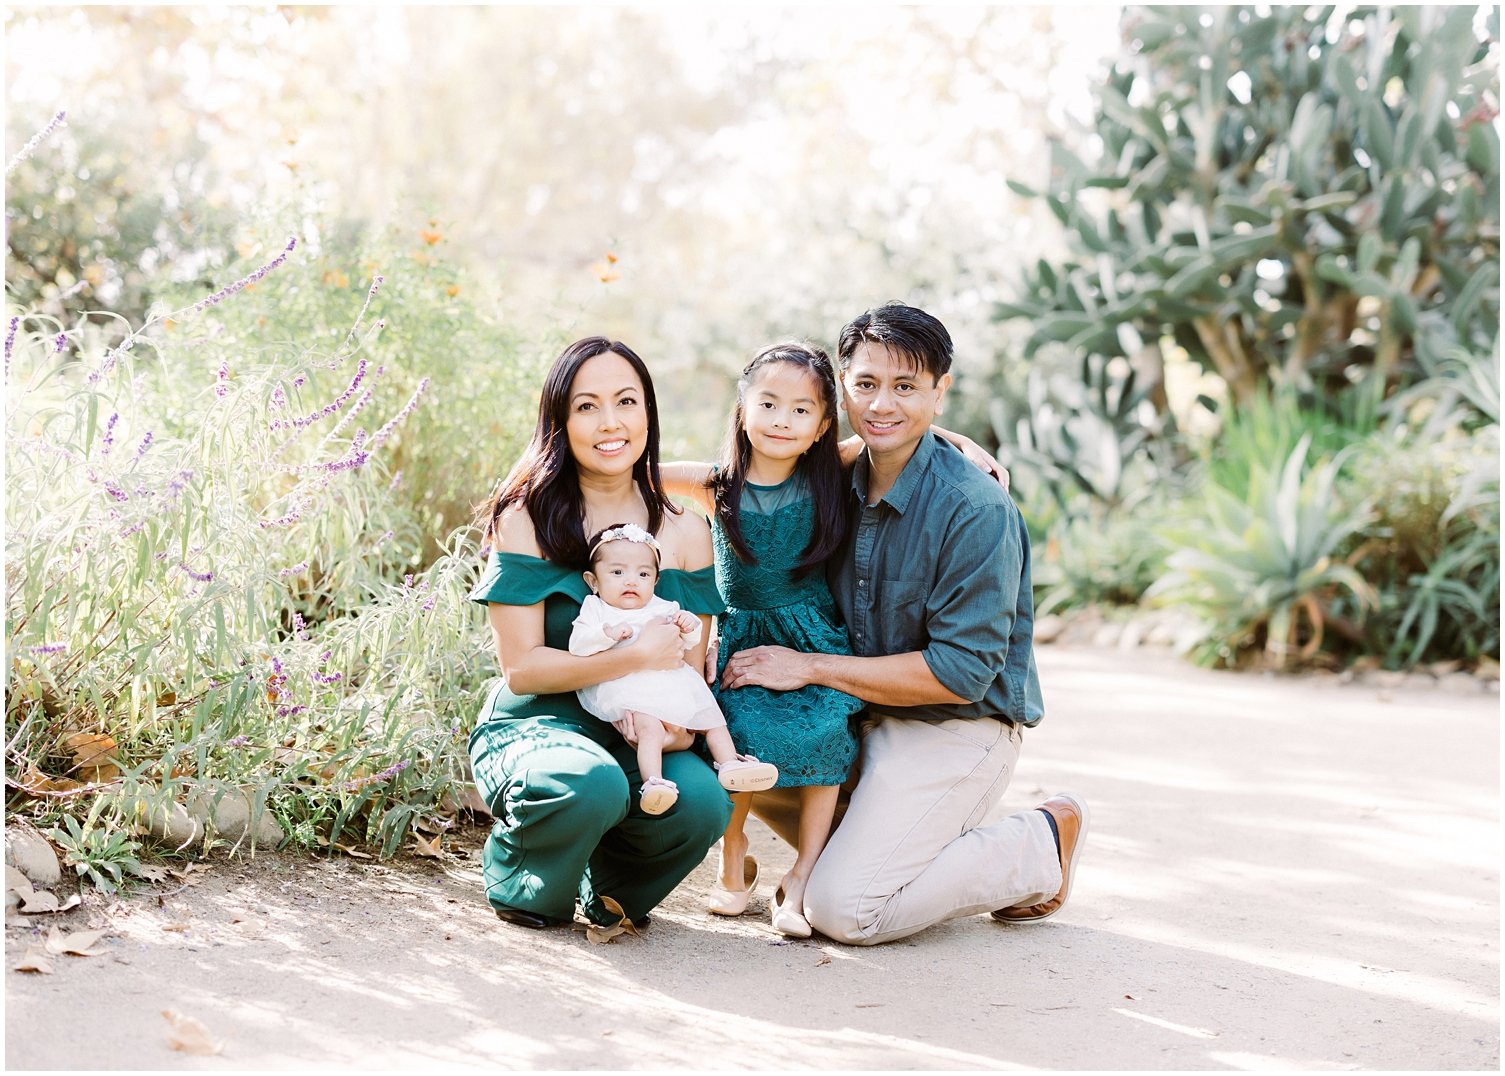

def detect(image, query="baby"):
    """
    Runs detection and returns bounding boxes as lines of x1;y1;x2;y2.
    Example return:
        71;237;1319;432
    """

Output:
569;523;778;815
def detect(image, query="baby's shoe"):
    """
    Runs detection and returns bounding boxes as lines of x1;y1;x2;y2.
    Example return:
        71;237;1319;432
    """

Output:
639;776;679;816
714;756;778;793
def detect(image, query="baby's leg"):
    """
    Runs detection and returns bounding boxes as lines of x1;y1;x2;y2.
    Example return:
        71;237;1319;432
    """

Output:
703;725;778;792
630;710;667;782
628;710;679;817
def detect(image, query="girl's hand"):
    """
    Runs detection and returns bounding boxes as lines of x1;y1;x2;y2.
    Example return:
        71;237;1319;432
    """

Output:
703;635;719;684
631;619;688;671
672;610;699;635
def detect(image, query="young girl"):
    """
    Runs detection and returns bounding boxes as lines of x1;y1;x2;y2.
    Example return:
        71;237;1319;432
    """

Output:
662;342;864;938
569;522;778;816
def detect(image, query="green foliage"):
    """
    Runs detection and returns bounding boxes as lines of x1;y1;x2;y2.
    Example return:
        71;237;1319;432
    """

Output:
993;350;1181;512
5;210;542;859
50;812;146;895
996;5;1499;402
1346;358;1501;667
5;111;235;328
1149;436;1377;668
1030;497;1169;616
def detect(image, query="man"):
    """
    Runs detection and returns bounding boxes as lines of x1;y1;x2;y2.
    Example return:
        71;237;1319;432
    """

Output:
720;301;1087;946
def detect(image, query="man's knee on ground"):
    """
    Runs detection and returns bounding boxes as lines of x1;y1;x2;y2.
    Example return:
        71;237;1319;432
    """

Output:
802;871;876;945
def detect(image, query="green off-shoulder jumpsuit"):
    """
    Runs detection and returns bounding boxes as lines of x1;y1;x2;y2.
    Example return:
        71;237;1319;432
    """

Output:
467;551;733;926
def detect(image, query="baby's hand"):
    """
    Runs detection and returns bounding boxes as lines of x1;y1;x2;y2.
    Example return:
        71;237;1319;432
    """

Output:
605;623;633;642
672;611;699;635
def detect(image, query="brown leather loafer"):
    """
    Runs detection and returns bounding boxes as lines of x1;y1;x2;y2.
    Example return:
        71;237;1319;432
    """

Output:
991;792;1089;924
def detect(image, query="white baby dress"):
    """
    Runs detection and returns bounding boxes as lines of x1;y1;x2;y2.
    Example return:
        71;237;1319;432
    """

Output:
568;594;725;731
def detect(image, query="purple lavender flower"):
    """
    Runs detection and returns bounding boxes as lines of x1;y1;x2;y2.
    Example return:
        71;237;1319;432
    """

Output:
52;333;66;354
214;360;230;398
270;358;368;431
370;378;431;447
376;530;393;544
421;594;437;612
279;562;309;578
100;413;119;455
4;317;18;372
388;470;403;490
276;705;306;718
226;735;250;747
164;469;193;499
178;562;213;583
403;574;414;588
312;669;343;684
270;384;286;409
119;520;146;538
292;611;309;640
191;236;298;314
293;376;306;388
87;336;134;385
27;642;67;655
134;432;153;459
6;110;66;176
103;482;128;502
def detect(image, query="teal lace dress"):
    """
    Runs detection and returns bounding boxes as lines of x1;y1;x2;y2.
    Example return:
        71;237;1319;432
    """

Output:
713;473;862;787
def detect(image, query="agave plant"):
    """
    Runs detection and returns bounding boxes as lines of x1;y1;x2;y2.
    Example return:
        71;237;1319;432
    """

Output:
1150;435;1376;667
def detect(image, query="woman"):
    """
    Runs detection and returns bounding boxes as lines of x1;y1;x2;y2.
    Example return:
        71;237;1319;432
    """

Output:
468;336;732;929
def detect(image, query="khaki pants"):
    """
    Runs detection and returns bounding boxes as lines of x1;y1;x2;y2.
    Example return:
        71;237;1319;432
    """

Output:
750;713;1060;945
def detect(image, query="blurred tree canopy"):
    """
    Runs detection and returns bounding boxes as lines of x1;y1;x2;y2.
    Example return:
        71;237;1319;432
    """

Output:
996;5;1499;408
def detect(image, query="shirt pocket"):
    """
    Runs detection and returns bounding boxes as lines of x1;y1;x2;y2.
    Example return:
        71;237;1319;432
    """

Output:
878;578;929;646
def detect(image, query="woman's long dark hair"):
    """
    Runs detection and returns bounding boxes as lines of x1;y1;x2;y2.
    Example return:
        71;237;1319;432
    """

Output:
709;342;847;577
476;337;678;569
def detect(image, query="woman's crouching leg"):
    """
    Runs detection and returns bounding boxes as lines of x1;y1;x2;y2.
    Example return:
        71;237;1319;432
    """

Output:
581;747;732;924
470;717;630;923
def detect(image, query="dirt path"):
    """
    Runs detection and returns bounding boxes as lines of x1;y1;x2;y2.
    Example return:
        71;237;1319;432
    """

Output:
6;645;1499;1071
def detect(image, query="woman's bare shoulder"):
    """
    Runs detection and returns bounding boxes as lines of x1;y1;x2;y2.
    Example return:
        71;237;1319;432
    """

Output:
658;506;712;570
495;504;544;557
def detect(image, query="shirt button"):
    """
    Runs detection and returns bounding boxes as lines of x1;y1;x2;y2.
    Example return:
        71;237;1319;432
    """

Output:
858;579;867;588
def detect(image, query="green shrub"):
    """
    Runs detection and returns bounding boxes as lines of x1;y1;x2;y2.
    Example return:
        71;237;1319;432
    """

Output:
5;210;546;869
1149;435;1376;668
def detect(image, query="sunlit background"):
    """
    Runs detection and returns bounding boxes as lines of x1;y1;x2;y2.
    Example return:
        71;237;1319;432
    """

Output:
5;4;1123;454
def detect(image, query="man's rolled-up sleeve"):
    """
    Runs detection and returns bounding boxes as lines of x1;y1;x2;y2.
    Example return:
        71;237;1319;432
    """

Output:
918;499;1022;704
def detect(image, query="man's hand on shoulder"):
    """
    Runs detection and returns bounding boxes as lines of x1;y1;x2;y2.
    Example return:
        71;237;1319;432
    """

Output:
720;645;815;692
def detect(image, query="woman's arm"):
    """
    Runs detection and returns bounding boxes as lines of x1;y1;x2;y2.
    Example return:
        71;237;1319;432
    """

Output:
488;507;685;696
659;462;717;515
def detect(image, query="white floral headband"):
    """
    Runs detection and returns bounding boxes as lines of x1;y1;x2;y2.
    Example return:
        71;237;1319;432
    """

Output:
589;523;661;562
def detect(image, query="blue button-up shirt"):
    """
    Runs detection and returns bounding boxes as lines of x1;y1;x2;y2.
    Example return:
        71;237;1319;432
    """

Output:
829;432;1044;726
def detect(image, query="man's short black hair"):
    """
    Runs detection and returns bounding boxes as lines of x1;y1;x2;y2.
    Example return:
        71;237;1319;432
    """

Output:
837;302;953;382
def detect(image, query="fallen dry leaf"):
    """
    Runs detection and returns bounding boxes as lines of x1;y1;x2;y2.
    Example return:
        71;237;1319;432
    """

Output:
585;896;640;945
137;865;170;883
815;955;832;966
411;834;442;859
44;926;110;956
6;865;34;897
161;1009;224;1055
64;731;121;782
161;923;191;933
12;947;54;974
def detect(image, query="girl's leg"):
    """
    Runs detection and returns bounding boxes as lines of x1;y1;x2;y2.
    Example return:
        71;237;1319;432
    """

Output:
718;793;755;892
778;784;840;918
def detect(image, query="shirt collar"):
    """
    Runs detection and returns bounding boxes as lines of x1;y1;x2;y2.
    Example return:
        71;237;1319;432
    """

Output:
849;431;937;514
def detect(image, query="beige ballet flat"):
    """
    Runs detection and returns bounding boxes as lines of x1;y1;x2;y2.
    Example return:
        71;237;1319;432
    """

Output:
771;884;812;939
707;855;759;916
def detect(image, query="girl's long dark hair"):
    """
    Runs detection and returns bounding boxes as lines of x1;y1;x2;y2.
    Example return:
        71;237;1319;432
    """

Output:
709;342;847;577
476;337;678;570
